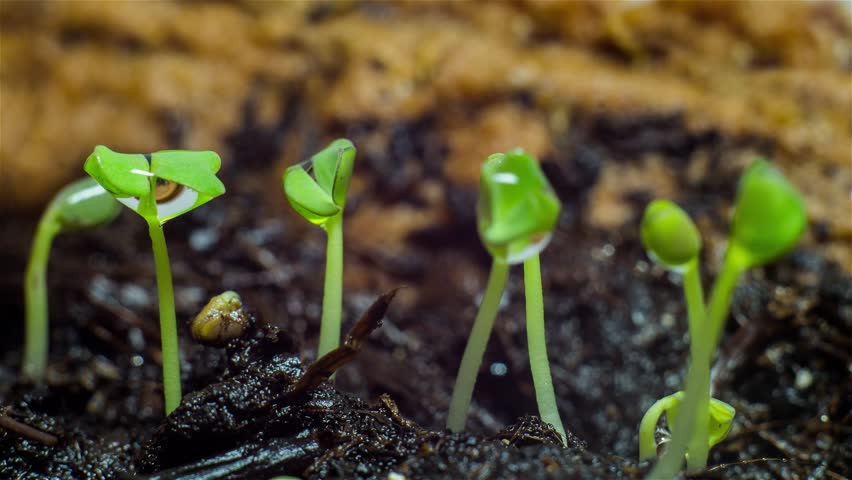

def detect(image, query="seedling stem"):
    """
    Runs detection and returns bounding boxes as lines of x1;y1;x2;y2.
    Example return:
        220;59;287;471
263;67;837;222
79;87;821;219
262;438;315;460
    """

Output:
22;210;60;381
319;213;344;358
447;259;509;432
682;257;709;470
23;177;121;382
147;217;182;414
524;254;567;444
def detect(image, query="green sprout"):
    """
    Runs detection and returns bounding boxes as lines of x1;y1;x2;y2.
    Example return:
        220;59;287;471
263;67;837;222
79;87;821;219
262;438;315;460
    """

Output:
282;139;355;358
641;159;806;477
22;177;121;382
85;145;225;414
447;149;567;445
638;391;735;462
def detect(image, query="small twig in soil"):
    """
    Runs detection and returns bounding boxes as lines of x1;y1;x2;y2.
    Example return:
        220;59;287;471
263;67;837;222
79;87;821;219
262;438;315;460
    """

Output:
288;288;400;399
705;457;789;472
0;411;59;447
379;393;424;432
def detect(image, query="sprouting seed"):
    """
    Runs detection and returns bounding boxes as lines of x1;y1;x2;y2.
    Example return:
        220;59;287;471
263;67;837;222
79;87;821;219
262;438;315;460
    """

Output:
191;291;250;346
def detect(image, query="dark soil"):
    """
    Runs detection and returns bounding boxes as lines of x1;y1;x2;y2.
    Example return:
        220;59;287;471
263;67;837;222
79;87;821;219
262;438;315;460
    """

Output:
1;108;850;479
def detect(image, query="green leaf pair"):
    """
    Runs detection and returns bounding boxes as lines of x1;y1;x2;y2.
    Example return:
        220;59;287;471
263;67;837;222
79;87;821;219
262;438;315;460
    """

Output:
641;159;806;273
282;139;356;227
478;149;561;264
84;145;225;224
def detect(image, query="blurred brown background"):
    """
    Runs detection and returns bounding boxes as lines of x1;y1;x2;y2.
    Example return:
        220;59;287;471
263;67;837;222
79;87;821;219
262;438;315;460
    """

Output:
1;0;850;265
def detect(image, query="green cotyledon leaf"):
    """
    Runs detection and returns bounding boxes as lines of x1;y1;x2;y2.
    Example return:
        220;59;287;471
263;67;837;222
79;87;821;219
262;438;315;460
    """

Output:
282;139;357;227
664;392;737;449
730;159;806;267
310;138;356;208
477;149;561;264
84;145;226;224
84;145;151;198
640;199;702;269
151;150;225;196
283;165;340;224
52;177;122;232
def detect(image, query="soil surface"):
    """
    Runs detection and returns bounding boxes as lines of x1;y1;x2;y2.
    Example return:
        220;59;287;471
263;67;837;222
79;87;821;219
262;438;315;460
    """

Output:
1;2;851;480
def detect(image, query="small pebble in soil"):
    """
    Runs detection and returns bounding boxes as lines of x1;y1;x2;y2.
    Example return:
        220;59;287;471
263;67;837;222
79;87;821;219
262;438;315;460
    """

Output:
120;284;150;308
177;286;205;310
189;227;219;252
794;368;813;390
128;328;146;351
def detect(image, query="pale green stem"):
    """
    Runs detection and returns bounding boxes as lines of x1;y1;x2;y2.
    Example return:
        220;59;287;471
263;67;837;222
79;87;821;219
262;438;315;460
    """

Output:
683;258;706;343
706;248;748;355
318;213;343;358
649;332;711;477
447;260;510;432
147;217;182;415
683;259;710;470
650;250;746;478
640;259;706;463
22;210;60;382
524;254;567;446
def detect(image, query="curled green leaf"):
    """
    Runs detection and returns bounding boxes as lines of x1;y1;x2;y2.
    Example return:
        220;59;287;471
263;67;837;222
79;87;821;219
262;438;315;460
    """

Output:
84;145;150;198
730;159;806;267
665;393;736;450
707;397;736;448
477;149;561;264
639;392;683;461
639;391;736;461
52;177;122;233
282;139;356;227
640;200;701;269
151;150;225;196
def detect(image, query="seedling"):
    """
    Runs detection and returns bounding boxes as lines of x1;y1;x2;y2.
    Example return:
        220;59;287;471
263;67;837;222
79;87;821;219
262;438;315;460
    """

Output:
22;177;121;382
282;139;356;358
641;159;806;477
447;149;567;445
639;392;735;461
85;145;225;414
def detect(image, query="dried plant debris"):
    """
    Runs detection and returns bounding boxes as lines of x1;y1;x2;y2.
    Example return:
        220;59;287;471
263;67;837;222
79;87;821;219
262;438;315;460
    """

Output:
288;288;398;400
